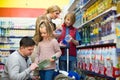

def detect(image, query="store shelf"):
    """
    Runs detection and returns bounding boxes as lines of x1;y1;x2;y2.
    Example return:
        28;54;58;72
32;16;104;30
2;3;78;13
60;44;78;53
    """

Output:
0;63;4;65
7;36;33;38
73;0;120;79
115;13;120;18
76;39;116;49
7;28;35;30
0;26;35;30
0;42;14;44
68;0;80;12
116;48;120;53
81;0;97;10
80;69;116;80
0;48;16;51
80;6;117;28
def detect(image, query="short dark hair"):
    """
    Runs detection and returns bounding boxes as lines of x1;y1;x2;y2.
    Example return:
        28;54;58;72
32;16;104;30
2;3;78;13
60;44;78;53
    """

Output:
20;36;35;47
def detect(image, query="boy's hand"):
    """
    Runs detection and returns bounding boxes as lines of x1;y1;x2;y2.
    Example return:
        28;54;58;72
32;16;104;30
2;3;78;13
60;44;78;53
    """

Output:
59;41;66;46
66;35;72;42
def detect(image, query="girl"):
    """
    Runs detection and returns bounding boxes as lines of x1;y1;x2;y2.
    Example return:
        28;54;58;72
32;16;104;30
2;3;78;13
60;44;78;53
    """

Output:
35;20;62;80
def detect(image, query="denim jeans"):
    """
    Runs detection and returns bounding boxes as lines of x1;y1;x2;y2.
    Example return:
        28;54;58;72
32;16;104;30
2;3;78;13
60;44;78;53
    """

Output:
39;69;54;80
59;60;76;71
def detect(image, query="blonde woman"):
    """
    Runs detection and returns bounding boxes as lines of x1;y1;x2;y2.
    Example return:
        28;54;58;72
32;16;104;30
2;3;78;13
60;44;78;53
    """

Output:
34;5;61;45
35;20;61;80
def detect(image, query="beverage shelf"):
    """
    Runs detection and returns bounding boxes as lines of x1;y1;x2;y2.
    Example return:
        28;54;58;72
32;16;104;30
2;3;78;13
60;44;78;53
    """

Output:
77;39;116;49
79;6;117;28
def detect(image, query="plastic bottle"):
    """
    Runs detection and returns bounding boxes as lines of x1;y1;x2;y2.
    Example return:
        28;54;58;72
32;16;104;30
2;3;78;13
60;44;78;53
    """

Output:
62;35;71;45
55;29;62;35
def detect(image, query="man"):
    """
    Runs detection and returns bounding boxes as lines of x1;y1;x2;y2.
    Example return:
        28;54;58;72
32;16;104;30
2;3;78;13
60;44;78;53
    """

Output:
2;36;38;80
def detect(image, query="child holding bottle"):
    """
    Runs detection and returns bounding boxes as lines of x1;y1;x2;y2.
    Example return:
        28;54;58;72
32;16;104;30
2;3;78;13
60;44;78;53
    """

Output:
35;20;62;80
58;12;81;71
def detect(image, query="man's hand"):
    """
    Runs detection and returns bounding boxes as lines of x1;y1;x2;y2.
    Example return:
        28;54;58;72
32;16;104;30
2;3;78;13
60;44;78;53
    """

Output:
32;75;40;80
30;63;38;71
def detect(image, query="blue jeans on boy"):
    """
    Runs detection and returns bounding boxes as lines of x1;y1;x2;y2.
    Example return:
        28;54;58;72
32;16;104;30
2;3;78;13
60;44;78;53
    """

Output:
39;69;54;80
59;60;76;71
59;54;77;71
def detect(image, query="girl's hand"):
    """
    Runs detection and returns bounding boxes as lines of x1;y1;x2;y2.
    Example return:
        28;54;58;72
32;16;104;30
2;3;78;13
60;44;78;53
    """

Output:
50;58;55;62
50;56;57;62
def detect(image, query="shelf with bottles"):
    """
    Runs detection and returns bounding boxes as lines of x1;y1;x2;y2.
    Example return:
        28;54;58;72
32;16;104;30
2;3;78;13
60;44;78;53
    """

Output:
70;0;93;11
0;38;20;51
0;42;14;44
7;36;33;38
0;27;6;37
0;18;35;29
71;0;120;79
7;27;35;30
77;45;120;79
0;37;14;49
77;69;116;80
68;0;81;12
8;29;34;38
115;14;120;18
0;50;10;64
71;0;98;23
74;1;119;44
0;26;35;31
0;47;16;52
77;4;120;47
0;28;34;52
73;0;115;29
77;39;116;49
0;50;10;74
0;64;4;74
0;18;35;37
80;6;116;28
0;37;14;44
0;48;16;51
80;0;97;10
0;63;4;65
0;27;34;37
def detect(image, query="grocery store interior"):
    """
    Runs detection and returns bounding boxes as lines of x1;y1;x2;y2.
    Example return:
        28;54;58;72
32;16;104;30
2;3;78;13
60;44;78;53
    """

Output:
1;0;120;80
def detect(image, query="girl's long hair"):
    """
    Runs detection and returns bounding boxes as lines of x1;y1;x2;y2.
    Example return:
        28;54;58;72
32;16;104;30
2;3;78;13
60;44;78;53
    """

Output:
33;20;54;45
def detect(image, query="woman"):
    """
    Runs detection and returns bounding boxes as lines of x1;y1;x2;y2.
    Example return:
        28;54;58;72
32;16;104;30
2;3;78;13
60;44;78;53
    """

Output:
30;5;61;62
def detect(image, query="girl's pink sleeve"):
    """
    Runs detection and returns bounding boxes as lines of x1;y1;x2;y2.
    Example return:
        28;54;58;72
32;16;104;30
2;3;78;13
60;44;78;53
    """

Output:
52;39;62;59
